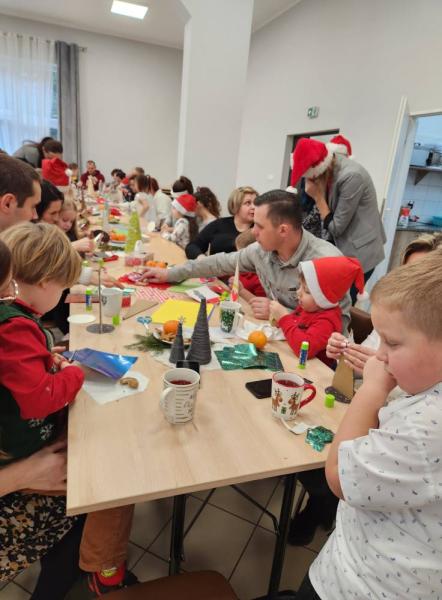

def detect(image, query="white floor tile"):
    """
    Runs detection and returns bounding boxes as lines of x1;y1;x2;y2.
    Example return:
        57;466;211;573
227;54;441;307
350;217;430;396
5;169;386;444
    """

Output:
130;497;174;549
150;498;254;578
0;583;30;599
12;561;41;594
132;551;169;582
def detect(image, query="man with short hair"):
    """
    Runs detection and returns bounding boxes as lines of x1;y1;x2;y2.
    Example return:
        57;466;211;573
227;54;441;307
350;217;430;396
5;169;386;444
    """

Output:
140;189;351;326
0;155;41;232
80;160;105;190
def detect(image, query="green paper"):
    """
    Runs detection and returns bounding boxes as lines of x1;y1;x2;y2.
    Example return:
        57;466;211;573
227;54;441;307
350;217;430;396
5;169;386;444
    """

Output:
169;282;202;292
305;426;334;452
215;344;283;372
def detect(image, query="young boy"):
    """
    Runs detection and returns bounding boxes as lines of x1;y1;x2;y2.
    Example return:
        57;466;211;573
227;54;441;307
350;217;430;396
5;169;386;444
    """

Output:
41;140;70;187
269;256;365;363
0;223;136;597
298;252;442;599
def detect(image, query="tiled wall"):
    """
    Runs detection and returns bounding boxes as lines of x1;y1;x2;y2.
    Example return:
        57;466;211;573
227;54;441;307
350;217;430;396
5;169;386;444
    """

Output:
403;170;442;223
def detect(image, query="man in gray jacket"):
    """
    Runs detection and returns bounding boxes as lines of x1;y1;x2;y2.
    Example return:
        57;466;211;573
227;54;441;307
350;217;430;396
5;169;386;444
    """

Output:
140;189;351;327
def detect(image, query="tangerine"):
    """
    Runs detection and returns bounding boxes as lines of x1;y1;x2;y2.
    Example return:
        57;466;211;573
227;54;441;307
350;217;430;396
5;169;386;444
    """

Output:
163;320;180;336
248;330;268;350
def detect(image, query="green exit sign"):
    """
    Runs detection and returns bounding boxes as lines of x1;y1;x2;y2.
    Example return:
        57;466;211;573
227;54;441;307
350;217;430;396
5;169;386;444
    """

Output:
307;106;319;119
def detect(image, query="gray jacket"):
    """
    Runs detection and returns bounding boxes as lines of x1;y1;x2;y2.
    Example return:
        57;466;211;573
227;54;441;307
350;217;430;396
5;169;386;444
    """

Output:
326;155;386;272
13;145;40;168
167;229;351;329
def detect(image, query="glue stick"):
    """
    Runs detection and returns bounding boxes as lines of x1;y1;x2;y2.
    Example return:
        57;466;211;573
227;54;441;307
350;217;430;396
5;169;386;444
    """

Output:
298;340;309;369
85;288;93;312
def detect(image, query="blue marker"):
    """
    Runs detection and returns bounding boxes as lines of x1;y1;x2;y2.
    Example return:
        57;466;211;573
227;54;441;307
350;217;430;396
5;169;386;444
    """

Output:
298;340;309;369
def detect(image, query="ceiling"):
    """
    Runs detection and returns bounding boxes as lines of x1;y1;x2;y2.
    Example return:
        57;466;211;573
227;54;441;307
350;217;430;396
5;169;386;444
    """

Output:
0;0;301;49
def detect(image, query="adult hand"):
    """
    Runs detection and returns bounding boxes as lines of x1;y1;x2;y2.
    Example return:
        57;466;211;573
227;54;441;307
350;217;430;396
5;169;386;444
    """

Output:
18;440;68;492
326;332;348;360
305;176;327;201
343;343;377;376
362;356;397;397
228;276;244;293
71;237;94;254
249;297;271;320
138;267;169;284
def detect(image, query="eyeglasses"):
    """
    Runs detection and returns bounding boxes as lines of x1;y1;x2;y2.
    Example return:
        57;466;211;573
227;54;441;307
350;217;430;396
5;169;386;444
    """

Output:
0;279;19;304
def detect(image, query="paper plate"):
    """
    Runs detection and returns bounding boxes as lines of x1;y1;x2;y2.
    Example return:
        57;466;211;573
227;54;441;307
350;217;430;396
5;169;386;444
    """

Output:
68;314;96;324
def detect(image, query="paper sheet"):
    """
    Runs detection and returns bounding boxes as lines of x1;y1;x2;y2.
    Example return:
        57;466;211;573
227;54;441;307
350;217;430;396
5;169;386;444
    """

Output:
83;369;148;405
236;320;286;341
150;299;213;327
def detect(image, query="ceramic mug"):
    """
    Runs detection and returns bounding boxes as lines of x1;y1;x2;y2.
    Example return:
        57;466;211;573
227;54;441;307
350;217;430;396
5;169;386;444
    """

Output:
219;300;244;333
271;371;316;421
101;288;123;317
160;368;200;424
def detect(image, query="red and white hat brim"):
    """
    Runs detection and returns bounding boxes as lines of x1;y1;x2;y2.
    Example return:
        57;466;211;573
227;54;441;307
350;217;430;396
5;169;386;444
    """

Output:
303;146;334;179
299;260;338;309
172;198;195;217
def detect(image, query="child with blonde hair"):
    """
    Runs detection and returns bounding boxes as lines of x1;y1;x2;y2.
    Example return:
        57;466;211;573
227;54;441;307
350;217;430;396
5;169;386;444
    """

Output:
0;223;136;597
298;252;442;599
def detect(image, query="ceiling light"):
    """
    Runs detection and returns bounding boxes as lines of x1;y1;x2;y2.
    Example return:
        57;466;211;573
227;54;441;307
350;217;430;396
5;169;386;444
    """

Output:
111;1;148;20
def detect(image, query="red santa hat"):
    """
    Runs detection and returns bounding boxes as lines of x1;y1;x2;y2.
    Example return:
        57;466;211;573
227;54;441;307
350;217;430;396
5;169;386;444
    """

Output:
290;138;334;188
329;134;352;157
172;193;197;217
299;256;368;309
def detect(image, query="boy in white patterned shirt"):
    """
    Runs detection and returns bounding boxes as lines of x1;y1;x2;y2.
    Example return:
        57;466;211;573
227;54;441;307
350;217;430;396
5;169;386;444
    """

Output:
296;252;442;599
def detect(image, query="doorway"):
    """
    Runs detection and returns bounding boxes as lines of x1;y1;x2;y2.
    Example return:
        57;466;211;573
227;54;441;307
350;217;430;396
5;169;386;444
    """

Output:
373;98;442;283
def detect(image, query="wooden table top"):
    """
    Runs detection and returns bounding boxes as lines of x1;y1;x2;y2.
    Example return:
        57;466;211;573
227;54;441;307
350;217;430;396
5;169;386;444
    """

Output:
66;233;346;515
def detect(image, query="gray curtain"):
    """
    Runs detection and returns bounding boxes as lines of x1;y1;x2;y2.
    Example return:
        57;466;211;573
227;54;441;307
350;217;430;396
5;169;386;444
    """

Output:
55;41;81;167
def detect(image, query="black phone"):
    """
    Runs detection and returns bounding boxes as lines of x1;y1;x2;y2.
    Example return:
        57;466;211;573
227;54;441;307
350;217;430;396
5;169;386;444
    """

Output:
245;379;272;399
245;376;314;399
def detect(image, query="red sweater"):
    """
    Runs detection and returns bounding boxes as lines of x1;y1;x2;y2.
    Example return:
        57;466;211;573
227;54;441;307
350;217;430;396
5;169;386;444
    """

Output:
239;272;266;297
80;169;105;190
0;302;84;420
42;157;69;186
278;305;342;365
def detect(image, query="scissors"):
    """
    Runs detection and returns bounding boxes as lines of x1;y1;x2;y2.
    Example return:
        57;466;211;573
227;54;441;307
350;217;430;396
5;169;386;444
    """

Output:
137;315;152;333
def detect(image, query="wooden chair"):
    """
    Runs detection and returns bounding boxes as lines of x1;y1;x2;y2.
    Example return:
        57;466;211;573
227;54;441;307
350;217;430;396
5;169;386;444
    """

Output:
105;570;238;600
349;307;373;345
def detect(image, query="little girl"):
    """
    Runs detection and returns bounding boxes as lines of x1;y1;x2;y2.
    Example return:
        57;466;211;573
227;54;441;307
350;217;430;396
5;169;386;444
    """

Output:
57;196;94;255
133;174;151;218
161;193;198;249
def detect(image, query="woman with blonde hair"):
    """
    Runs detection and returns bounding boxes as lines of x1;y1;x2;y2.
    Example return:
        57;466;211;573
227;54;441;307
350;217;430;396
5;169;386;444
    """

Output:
185;185;257;259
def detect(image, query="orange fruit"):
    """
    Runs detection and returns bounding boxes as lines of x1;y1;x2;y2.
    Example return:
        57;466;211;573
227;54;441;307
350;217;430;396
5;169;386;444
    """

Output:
248;330;268;350
157;261;168;268
163;320;180;336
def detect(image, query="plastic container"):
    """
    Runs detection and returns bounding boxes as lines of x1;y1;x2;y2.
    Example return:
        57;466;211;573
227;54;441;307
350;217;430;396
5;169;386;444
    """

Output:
398;207;410;227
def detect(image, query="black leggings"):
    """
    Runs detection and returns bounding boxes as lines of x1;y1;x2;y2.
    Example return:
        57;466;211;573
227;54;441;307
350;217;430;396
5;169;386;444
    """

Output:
31;515;86;600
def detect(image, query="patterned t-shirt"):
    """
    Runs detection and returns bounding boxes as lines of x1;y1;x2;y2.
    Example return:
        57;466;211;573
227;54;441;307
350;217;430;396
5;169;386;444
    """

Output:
310;383;442;599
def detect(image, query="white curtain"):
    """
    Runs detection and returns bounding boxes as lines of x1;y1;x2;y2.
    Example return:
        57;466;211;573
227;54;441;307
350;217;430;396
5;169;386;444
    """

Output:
0;32;55;154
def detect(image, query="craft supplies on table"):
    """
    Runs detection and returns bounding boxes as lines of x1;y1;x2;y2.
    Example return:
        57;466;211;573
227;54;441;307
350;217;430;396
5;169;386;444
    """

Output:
63;348;137;379
150;299;214;328
214;343;284;372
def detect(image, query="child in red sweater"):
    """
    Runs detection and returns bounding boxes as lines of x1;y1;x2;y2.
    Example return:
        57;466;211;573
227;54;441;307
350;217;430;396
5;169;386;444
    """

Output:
269;256;365;364
41;140;70;187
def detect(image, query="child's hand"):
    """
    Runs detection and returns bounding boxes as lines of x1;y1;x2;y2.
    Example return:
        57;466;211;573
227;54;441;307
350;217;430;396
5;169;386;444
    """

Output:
326;332;348;360
269;300;290;324
343;343;377;376
52;353;66;369
363;356;397;396
71;237;94;254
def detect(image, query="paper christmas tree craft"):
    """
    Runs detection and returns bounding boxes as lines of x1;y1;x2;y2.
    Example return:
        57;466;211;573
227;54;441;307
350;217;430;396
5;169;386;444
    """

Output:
125;210;142;252
169;320;185;364
186;298;212;365
87;175;95;197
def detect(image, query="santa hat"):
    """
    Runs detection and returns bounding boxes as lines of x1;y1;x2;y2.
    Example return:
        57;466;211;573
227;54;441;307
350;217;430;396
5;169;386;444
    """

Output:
290;138;334;188
299;256;368;309
328;135;352;158
172;193;197;217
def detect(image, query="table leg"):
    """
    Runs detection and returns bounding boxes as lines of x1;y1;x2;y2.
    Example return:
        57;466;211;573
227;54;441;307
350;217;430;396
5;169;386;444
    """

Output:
169;494;187;575
266;474;297;599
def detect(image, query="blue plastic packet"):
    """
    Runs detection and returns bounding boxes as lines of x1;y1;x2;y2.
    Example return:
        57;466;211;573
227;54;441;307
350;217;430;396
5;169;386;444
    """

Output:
63;348;137;379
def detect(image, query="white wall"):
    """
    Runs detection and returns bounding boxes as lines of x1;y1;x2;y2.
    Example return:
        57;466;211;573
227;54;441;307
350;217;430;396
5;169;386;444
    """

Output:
237;0;442;204
0;14;183;185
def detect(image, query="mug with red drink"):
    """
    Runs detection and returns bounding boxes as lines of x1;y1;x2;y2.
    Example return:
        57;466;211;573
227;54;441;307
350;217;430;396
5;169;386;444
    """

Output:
160;367;200;424
271;371;316;421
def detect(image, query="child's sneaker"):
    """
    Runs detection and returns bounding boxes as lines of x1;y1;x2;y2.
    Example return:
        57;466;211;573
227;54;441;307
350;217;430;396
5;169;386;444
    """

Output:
65;568;138;599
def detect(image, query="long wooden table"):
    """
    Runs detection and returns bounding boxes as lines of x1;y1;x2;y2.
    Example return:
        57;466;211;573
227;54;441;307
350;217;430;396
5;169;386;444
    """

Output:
67;233;346;597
